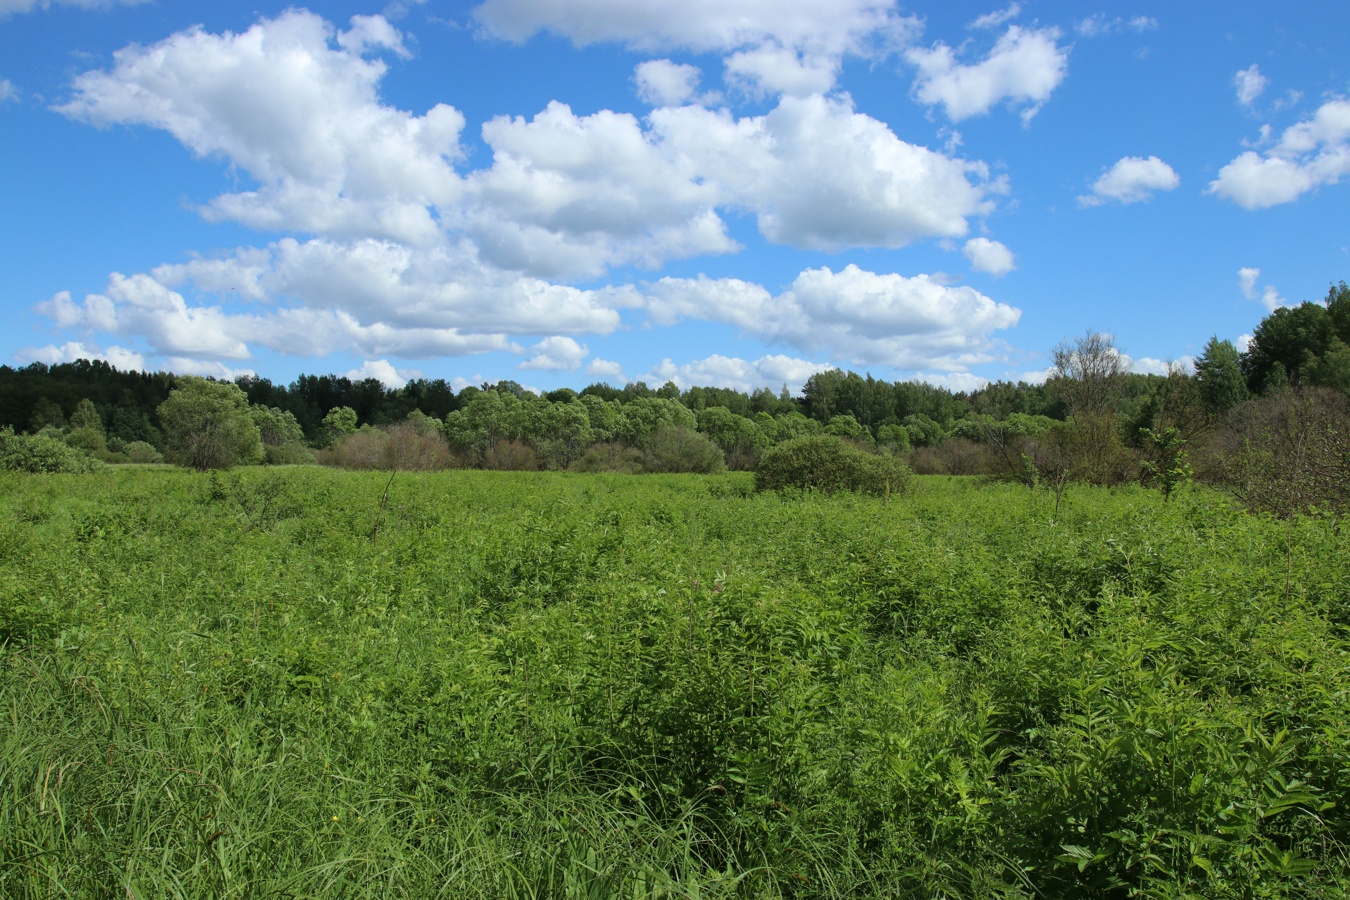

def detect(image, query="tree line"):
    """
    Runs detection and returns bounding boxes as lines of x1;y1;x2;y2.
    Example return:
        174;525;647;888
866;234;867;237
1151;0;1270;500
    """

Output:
3;281;1347;502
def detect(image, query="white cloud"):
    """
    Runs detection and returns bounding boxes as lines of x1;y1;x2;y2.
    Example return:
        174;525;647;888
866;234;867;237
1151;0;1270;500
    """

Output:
164;358;256;381
464;101;736;278
646;264;1020;371
1260;285;1287;312
634;59;703;106
724;44;839;97
970;4;1020;30
585;358;626;381
471;0;917;96
1078;155;1179;206
0;79;17;103
1235;64;1267;107
15;341;145;371
58;10;465;246
346;359;417;388
1238;267;1260;300
464;93;1000;277
654;93;1001;250
644;353;832;393
31;237;647;365
1131;355;1194;377
1209;99;1350;208
0;0;145;16
907;25;1068;122
1075;14;1158;37
908;370;990;391
519;336;590;371
1236;333;1253;353
963;237;1015;275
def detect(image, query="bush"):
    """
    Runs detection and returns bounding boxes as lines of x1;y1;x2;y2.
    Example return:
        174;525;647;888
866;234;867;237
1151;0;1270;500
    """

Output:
263;444;317;466
0;428;102;474
909;438;991;476
570;442;645;474
754;433;910;496
483;439;539;471
122;441;164;464
643;426;726;474
321;424;458;471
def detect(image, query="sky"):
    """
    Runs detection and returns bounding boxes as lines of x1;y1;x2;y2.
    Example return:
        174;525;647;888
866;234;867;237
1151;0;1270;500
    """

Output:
1;1;1348;395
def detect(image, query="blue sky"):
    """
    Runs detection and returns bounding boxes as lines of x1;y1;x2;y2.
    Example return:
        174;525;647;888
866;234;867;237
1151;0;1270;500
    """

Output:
2;1;1348;394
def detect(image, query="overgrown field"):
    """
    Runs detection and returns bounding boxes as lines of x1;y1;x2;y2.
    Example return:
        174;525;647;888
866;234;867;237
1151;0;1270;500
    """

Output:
2;469;1348;898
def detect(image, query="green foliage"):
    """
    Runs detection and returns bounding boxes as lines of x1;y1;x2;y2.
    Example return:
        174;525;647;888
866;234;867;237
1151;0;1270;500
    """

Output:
0;471;1347;896
158;377;264;470
121;440;163;464
643;425;726;474
1196;336;1249;415
755;433;910;496
0;427;102;474
1140;425;1193;500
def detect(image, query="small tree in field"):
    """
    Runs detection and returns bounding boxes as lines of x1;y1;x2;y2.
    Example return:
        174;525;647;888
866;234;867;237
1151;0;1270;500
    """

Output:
157;377;263;470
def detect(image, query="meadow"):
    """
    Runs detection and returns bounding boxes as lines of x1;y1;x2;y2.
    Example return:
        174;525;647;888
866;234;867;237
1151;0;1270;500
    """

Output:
1;467;1348;898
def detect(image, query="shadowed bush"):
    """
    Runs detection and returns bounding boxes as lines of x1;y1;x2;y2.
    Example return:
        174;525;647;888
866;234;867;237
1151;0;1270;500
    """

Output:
570;442;645;474
0;427;102;474
321;424;458;471
754;433;910;496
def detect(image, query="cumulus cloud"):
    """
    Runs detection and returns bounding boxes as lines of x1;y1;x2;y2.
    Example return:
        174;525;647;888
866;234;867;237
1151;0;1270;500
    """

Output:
1238;267;1260;300
463;101;736;278
1131;355;1194;377
907;370;990;391
585;358;626;381
471;0;917;95
31;236;650;365
58;10;465;246
906;25;1068;122
1208;99;1350;209
463;93;1000;277
634;59;703;106
1235;64;1267;107
0;0;145;15
16;341;145;371
1075;14;1157;37
970;4;1020;30
0;79;17;104
520;336;590;371
724;44;839;97
654;94;1001;249
645;264;1020;370
963;237;1015;275
1078;155;1179;206
644;353;832;393
1260;286;1287;312
346;359;418;388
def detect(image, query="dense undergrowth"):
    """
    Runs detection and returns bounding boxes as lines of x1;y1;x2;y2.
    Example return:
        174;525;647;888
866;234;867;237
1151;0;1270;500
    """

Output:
1;469;1348;897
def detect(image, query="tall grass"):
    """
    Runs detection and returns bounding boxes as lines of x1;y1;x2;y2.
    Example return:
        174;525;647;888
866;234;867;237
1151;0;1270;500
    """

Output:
1;468;1347;897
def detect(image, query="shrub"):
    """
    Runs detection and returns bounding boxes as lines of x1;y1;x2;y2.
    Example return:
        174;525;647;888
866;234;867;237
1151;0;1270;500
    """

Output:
157;377;264;470
754;433;910;496
322;424;458;471
643;426;726;474
909;438;991;476
122;441;163;464
483;439;539;471
1208;386;1350;517
0;427;102;474
570;442;645;474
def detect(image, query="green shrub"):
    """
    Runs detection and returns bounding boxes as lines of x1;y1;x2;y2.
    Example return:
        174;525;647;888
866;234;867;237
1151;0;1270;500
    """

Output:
643;425;725;474
570;442;645;473
0;427;102;474
754;433;910;496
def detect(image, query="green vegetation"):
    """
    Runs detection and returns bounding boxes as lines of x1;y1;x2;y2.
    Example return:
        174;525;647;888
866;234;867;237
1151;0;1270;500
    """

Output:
754;433;910;496
3;468;1347;897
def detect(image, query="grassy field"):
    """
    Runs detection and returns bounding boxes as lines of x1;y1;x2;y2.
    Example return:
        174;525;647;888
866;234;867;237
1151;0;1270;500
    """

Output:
2;468;1348;898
